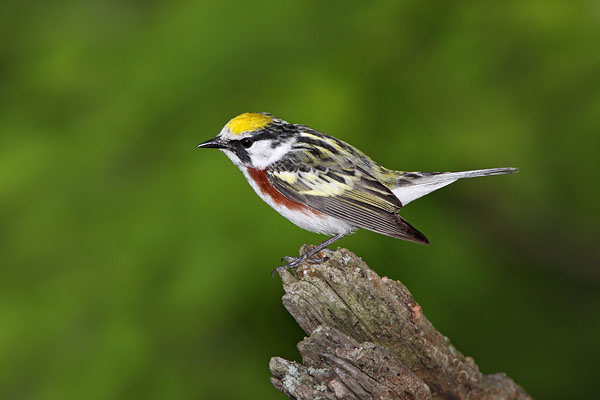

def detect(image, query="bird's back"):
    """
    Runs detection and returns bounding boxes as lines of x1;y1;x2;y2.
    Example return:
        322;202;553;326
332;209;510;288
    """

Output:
293;126;517;207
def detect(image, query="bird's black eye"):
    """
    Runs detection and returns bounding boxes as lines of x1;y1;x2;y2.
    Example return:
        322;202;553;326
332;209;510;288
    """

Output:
240;138;253;148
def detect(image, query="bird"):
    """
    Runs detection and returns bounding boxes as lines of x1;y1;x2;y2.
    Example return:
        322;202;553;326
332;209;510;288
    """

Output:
197;112;517;273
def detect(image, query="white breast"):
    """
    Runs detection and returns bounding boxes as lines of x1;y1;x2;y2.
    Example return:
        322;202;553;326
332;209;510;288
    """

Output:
240;167;355;236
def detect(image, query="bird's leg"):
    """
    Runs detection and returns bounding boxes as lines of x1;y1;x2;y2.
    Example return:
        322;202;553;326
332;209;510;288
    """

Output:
273;233;347;275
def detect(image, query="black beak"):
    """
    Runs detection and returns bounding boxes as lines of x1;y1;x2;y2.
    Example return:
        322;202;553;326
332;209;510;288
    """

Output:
197;137;227;149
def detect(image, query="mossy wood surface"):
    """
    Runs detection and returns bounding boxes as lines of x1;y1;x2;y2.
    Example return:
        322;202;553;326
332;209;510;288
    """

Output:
270;246;531;400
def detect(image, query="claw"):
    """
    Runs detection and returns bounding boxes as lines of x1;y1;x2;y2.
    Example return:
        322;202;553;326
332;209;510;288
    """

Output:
273;255;301;277
271;260;300;277
273;233;348;277
272;253;331;276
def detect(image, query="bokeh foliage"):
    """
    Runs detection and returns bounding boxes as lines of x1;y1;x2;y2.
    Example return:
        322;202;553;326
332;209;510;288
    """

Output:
1;1;599;399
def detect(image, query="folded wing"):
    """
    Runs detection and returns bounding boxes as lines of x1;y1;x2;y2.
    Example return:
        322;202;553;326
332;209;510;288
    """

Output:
266;155;429;244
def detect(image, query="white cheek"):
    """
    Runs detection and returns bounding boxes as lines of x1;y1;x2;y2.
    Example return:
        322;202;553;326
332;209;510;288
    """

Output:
248;140;293;169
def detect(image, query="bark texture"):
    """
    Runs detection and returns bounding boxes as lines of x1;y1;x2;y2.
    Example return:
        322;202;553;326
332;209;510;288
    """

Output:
270;246;532;400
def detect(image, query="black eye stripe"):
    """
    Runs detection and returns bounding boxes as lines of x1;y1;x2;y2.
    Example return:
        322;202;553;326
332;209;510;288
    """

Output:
251;131;278;141
233;131;283;149
227;140;252;163
226;123;297;164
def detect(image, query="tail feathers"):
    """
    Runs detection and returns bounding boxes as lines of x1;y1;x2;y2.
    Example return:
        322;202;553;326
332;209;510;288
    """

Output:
391;167;518;206
392;215;430;245
429;167;519;181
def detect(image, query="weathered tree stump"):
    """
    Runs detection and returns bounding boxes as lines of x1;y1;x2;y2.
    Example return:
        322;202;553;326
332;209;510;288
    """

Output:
270;246;531;400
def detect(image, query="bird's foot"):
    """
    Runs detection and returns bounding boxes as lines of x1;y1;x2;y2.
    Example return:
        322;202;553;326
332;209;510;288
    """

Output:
281;255;328;264
272;251;330;276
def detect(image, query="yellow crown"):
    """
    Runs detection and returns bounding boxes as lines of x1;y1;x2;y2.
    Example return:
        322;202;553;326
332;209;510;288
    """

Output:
226;112;272;135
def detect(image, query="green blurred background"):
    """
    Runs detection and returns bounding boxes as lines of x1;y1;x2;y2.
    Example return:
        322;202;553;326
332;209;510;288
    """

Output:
2;1;599;399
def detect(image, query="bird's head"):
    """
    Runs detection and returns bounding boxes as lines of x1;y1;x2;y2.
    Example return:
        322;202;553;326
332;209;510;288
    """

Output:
198;112;297;169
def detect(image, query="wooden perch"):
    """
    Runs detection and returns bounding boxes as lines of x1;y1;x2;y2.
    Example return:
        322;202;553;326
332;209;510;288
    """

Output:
270;246;532;400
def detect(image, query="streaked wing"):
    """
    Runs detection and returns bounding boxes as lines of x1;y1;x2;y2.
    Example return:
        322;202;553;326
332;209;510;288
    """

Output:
266;154;429;244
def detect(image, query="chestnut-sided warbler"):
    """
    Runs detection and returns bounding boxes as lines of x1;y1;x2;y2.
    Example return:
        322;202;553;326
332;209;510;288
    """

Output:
198;112;517;273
